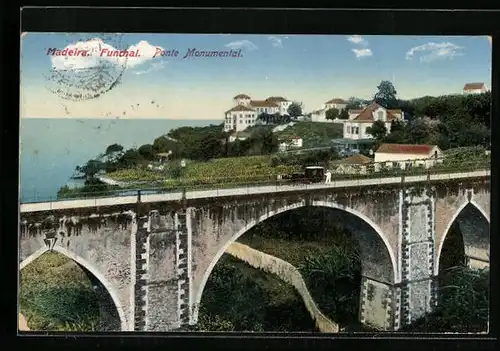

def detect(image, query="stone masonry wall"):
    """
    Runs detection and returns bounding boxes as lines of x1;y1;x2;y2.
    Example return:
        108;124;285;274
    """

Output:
399;185;435;326
19;206;138;331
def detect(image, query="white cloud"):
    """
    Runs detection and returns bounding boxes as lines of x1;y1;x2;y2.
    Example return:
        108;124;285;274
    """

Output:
224;40;258;51
352;48;372;59
268;36;283;48
133;61;166;75
50;38;164;71
347;35;367;45
405;42;464;63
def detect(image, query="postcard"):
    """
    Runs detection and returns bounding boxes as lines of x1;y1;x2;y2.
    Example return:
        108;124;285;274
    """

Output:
18;32;491;334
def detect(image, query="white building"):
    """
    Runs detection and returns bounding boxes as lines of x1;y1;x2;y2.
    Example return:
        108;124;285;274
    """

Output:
278;137;303;152
343;102;404;141
266;96;293;115
463;83;489;95
374;143;443;170
224;94;292;132
224;104;258;132
310;98;347;122
250;99;280;116
325;98;347;111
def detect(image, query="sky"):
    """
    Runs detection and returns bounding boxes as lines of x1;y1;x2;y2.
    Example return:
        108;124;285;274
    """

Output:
20;33;492;120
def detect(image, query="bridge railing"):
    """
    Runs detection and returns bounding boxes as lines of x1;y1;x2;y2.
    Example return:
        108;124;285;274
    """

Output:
21;158;490;204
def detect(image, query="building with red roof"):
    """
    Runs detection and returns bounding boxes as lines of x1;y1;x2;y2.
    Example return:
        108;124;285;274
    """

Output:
462;82;489;95
374;143;443;170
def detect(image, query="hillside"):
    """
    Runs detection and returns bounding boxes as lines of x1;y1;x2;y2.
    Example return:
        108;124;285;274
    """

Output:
275;121;343;148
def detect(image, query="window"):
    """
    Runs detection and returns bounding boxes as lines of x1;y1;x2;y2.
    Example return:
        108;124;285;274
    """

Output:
240;120;243;124
347;126;351;133
434;150;438;159
378;111;384;120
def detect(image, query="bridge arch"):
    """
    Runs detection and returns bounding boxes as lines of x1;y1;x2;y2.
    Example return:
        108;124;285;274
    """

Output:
435;199;490;275
19;245;128;331
193;200;398;322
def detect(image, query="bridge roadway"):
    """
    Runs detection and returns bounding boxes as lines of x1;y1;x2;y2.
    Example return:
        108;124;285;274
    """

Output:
20;170;490;213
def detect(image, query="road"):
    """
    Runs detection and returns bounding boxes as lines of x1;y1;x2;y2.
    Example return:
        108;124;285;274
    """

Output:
20;170;490;213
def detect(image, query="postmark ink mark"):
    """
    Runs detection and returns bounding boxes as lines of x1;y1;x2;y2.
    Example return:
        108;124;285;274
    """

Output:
44;34;128;101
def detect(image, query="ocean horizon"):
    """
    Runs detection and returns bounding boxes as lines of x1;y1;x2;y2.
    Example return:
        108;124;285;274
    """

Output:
20;118;221;203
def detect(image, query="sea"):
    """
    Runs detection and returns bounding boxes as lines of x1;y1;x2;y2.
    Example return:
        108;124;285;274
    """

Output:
20;118;220;203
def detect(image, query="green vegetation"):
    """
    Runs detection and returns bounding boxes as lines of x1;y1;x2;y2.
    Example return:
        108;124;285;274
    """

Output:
192;255;316;332
371;81;490;150
19;252;101;331
275;121;343;148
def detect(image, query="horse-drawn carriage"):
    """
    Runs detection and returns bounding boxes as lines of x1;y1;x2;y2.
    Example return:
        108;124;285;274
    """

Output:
283;166;325;184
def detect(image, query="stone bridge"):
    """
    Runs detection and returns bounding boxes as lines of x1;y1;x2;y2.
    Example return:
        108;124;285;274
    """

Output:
18;171;490;332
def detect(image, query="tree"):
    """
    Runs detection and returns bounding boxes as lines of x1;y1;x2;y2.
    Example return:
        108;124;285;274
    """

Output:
373;80;398;109
325;108;340;120
366;120;387;140
345;97;362;110
189;135;223;161
138;144;155;160
257;112;272;125
80;159;104;178
152;135;180;156
105;143;124;155
390;120;404;133
339;108;349;120
287;102;303;117
405;119;430;144
119;149;144;168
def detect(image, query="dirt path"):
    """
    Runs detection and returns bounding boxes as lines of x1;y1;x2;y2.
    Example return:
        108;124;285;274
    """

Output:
19;313;30;331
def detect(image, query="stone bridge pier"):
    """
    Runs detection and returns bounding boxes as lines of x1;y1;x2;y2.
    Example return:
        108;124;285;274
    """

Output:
19;207;141;331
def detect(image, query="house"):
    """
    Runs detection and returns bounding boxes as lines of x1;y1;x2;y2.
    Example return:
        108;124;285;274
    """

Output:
463;83;489;95
343;102;404;141
310;98;347;122
325;98;347;111
224;104;258;132
278;136;303;152
332;102;404;153
224;94;292;132
374;143;443;170
332;154;372;175
266;96;293;115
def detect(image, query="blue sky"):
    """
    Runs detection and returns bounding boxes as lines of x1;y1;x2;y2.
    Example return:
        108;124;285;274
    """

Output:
20;33;491;119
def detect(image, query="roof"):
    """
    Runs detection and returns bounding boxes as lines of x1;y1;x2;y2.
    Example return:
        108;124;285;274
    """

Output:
463;83;486;90
351;102;400;122
225;105;255;113
375;143;439;155
266;96;288;102
325;98;347;104
337;154;373;164
156;152;172;157
250;100;280;108
233;93;251;99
